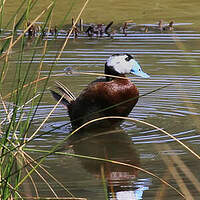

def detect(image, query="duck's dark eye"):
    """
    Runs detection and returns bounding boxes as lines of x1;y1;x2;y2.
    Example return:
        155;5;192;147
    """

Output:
125;54;133;61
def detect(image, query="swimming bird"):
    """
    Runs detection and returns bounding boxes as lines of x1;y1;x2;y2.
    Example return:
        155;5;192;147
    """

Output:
51;54;149;129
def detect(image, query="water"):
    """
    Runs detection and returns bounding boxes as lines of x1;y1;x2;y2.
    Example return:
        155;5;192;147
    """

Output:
1;24;200;199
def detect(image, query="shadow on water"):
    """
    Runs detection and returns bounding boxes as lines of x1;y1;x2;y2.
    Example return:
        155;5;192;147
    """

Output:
65;124;146;200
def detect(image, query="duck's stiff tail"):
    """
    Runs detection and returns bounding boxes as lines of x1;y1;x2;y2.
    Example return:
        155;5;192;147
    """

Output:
50;81;76;109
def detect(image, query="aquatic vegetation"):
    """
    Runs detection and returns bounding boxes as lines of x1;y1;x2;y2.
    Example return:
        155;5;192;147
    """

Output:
0;0;200;199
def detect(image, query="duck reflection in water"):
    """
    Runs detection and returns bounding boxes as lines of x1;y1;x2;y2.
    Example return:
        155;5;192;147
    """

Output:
66;125;149;200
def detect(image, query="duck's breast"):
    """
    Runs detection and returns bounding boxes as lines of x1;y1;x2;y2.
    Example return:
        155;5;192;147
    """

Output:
100;78;139;116
69;78;139;127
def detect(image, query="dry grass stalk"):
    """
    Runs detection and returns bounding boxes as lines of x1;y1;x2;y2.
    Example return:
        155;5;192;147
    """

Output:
21;94;65;149
3;138;56;198
70;116;200;160
5;15;15;63
0;93;10;123
157;145;194;199
154;171;172;200
68;71;130;80
0;0;6;13
35;10;53;92
159;144;200;193
17;153;58;198
56;0;90;61
0;35;12;41
170;152;200;193
132;118;200;160
24;152;74;197
16;153;39;199
34;30;48;90
3;132;39;198
0;94;40;125
3;77;47;100
164;156;193;199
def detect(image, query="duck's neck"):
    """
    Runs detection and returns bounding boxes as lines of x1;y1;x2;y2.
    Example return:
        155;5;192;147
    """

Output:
104;64;126;81
105;74;126;81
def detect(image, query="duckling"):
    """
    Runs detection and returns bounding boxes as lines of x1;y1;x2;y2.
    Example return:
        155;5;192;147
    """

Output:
158;20;163;31
160;20;174;31
122;22;128;36
105;21;114;37
167;20;174;31
51;54;150;129
50;26;58;36
85;25;94;37
27;22;40;37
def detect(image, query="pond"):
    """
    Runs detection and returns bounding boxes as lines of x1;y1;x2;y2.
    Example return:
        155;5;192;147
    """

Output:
1;22;200;200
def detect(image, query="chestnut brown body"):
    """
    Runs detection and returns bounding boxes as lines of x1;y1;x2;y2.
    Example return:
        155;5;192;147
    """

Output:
67;77;139;129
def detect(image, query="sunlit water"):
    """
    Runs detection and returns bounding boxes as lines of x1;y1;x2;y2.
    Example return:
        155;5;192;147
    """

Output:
1;24;200;199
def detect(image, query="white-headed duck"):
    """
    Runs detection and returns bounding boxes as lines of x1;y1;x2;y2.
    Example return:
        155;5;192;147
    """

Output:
51;54;150;129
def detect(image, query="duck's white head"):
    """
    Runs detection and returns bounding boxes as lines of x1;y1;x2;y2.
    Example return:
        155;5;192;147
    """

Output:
105;54;150;78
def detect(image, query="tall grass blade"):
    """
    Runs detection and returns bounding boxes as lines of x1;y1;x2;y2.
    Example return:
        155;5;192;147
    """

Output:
0;0;6;31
